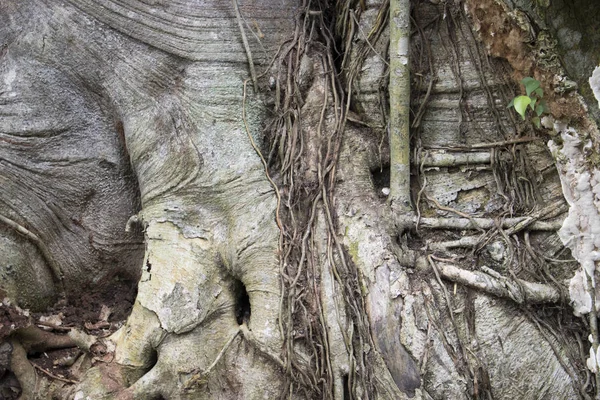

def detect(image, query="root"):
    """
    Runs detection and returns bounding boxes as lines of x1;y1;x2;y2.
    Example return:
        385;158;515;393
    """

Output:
16;325;77;353
259;1;384;397
5;322;101;397
9;340;38;399
240;324;285;369
183;330;241;391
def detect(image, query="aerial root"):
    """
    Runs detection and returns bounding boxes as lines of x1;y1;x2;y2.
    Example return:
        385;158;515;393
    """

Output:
239;324;285;369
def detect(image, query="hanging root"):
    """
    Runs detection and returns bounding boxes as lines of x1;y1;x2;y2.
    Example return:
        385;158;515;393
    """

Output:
258;1;393;397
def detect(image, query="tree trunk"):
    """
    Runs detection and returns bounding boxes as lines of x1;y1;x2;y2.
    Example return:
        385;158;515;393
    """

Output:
1;0;600;399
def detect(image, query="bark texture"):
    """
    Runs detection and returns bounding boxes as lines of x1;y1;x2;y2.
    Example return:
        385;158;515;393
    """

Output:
1;0;599;399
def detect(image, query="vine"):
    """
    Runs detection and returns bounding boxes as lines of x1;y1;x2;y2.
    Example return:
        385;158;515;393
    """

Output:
257;1;384;398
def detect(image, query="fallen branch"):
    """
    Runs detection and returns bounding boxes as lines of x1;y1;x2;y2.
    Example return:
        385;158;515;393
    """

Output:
415;150;490;167
414;216;562;231
33;363;77;384
434;261;562;304
424;136;541;150
428;235;481;250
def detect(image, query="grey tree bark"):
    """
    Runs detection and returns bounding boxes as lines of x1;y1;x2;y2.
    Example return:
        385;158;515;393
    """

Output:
1;0;600;399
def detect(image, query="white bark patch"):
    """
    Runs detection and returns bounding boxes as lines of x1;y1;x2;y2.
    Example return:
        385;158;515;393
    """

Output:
569;269;595;315
138;220;222;334
590;66;600;108
588;343;600;373
549;130;600;316
552;127;600;375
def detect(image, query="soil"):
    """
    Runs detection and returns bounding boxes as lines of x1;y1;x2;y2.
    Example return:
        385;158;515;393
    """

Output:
0;277;138;398
45;278;138;328
0;303;30;342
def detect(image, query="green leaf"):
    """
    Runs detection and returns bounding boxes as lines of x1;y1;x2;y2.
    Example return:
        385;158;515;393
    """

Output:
524;79;541;97
535;103;545;116
530;97;537;111
507;98;515;108
532;116;541;129
533;87;543;98
513;95;531;120
521;77;537;86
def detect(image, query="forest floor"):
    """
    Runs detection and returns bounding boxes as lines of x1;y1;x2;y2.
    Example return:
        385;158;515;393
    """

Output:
0;279;137;399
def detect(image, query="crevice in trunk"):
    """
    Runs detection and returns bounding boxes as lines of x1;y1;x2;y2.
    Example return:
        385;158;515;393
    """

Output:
233;278;251;325
370;162;391;195
342;373;350;400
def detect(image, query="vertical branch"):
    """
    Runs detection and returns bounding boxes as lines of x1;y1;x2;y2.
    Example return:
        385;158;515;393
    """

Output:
389;0;412;212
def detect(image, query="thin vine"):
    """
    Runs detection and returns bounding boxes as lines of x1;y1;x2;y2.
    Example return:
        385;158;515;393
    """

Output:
256;1;386;398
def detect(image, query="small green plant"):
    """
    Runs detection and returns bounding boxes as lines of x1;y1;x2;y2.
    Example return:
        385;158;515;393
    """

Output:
508;77;547;128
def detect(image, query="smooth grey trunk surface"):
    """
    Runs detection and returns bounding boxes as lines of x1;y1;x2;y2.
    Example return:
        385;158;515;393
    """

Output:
1;0;599;399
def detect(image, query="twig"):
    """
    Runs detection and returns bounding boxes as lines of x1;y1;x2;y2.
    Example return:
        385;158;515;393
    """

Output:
415;148;428;231
412;77;435;129
351;10;389;67
425;194;485;233
411;13;435;129
33;363;77;384
36;321;71;332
